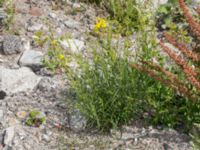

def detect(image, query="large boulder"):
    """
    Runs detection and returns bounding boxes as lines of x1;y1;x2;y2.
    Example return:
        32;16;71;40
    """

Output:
0;67;41;95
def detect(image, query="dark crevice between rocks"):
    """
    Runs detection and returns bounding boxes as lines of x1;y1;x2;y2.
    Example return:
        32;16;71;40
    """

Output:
0;91;6;100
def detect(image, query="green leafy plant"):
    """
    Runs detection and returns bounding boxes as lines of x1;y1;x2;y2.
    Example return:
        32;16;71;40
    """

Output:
68;21;177;131
66;0;186;132
82;0;145;36
130;5;190;129
43;43;68;72
33;30;68;73
156;0;192;30
43;37;69;72
33;31;49;47
26;110;46;127
105;0;142;35
166;22;192;44
69;39;138;131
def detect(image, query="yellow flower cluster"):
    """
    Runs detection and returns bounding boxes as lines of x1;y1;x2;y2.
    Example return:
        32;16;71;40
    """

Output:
58;54;65;60
94;17;107;31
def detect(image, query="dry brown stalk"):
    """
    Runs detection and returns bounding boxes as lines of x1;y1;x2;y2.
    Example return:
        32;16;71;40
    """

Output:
164;32;200;62
160;41;198;77
160;41;200;91
131;63;175;87
179;0;200;37
131;63;197;101
140;61;196;100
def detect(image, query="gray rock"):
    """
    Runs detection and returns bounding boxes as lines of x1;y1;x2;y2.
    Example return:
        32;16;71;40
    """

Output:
42;134;50;142
150;0;168;9
60;39;85;54
64;19;81;29
48;12;57;19
4;127;15;147
18;50;44;70
0;8;6;20
37;77;57;92
0;8;5;32
0;67;41;95
72;3;82;9
9;64;20;69
121;132;134;140
163;143;173;150
193;0;200;4
0;109;4;122
23;143;31;149
0;132;4;146
0;54;3;62
27;24;43;32
21;38;31;51
3;35;22;55
55;27;63;36
38;68;53;76
2;145;12;150
69;110;87;132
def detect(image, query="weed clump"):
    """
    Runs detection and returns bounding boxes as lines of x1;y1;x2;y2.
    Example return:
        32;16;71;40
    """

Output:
26;110;46;127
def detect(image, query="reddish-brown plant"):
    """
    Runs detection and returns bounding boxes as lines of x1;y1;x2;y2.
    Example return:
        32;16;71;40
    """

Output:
179;0;200;37
131;0;200;100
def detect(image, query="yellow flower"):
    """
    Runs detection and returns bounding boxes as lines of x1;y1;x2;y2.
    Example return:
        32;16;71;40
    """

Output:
58;54;65;60
51;40;57;46
94;17;107;31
